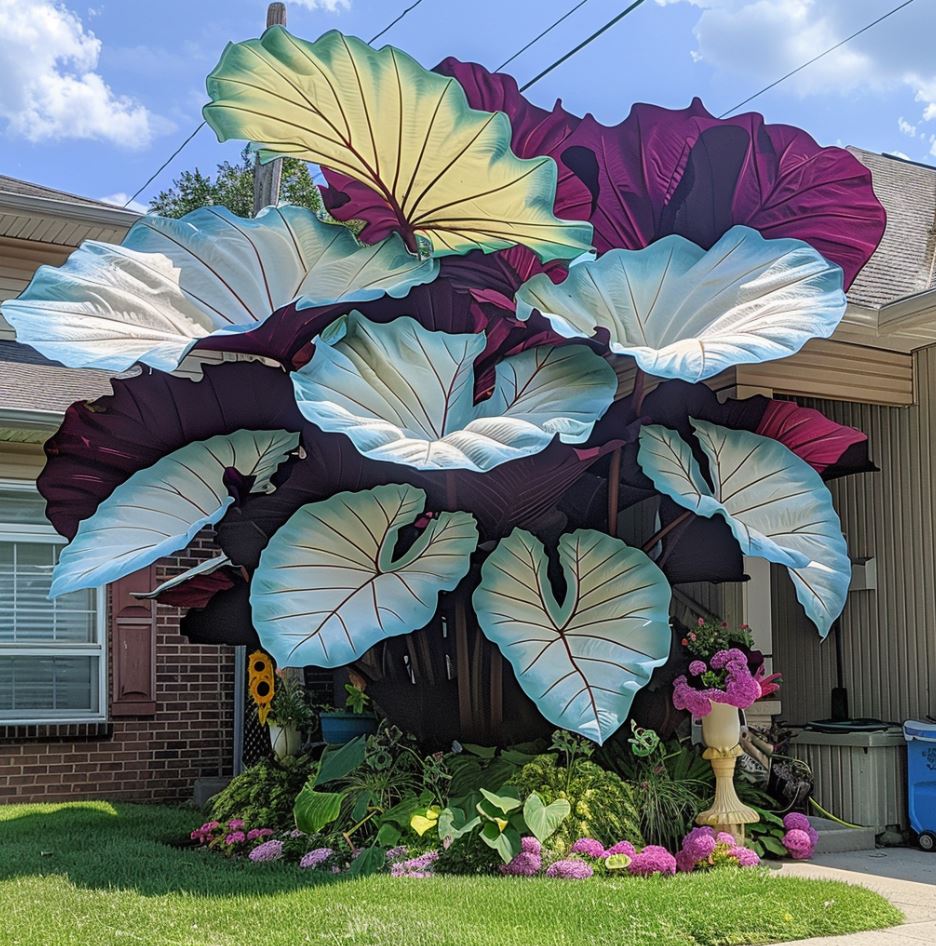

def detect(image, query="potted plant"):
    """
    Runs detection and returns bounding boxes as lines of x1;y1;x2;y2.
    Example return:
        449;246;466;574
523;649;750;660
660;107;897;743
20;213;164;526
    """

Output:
319;679;378;745
266;673;313;759
671;620;781;840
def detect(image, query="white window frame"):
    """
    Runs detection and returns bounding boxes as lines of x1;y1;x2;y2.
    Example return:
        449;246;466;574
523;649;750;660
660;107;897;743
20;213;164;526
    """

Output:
0;479;107;724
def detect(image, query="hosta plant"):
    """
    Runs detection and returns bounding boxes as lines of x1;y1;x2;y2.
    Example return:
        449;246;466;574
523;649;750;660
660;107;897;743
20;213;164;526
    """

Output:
3;23;884;745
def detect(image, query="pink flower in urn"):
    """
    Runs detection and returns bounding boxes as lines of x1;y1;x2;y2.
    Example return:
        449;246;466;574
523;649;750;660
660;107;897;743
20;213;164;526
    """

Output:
688;660;707;677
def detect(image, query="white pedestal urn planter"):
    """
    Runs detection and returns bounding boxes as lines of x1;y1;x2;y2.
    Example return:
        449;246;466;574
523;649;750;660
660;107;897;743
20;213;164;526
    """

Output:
696;702;759;843
268;722;302;760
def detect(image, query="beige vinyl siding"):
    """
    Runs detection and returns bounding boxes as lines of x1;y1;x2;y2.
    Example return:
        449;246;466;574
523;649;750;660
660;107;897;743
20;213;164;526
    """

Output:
0;442;46;481
772;343;936;725
736;339;914;406
0;237;70;338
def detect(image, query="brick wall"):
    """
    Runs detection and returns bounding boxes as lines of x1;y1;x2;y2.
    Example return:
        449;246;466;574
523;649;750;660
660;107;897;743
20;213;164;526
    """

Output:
0;535;235;805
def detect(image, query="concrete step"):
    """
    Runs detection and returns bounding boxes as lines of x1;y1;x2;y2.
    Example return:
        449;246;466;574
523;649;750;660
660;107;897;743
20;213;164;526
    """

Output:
809;815;877;854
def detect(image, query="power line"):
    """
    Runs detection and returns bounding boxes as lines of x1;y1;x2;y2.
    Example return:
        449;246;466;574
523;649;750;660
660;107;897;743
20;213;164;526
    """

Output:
368;0;425;45
123;0;430;208
496;0;591;72
718;0;917;117
519;0;648;92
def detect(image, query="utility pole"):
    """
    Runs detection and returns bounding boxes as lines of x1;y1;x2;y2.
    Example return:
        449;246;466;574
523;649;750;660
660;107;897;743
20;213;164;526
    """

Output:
234;2;289;777
252;2;287;216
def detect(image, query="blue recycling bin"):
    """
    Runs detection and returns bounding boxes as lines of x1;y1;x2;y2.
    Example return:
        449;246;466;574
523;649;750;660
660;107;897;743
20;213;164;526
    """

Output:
903;720;936;850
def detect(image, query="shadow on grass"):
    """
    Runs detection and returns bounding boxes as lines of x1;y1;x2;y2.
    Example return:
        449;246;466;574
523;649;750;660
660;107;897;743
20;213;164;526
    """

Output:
0;802;339;898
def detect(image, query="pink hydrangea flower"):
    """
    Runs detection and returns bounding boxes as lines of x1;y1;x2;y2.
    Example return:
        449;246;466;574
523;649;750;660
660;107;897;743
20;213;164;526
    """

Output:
545;858;593;880
248;839;284;862
500;851;542;876
299;847;333;870
782;828;814;859
246;828;274;841
628;845;677;876
680;826;717;865
224;831;246;845
688;660;707;677
675;850;698;873
227;819;245;830
605;840;637;857
570;837;607;858
729;846;761;867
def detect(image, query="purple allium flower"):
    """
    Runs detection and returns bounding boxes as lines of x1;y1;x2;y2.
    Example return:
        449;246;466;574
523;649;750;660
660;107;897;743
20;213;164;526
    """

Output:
299;847;334;870
672;675;716;716
782;828;815;859
545;858;593;880
729;846;761;867
227;819;245;830
628;845;677;876
224;831;246;845
391;850;439;878
289;829;305;838
246;828;274;841
500;851;542;876
688;660;707;677
385;846;408;863
520;836;542;856
570;837;607;858
248;839;284;862
606;840;637;857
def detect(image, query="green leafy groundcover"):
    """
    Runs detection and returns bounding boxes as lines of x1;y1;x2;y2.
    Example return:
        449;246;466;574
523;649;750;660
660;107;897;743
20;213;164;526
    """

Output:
0;803;901;946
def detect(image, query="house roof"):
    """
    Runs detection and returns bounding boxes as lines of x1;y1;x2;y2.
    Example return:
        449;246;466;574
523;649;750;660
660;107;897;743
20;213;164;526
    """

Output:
847;148;936;309
0;340;119;421
0;175;124;210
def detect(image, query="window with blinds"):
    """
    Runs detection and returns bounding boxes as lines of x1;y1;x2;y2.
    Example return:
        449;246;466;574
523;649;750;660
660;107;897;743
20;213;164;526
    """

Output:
0;486;106;722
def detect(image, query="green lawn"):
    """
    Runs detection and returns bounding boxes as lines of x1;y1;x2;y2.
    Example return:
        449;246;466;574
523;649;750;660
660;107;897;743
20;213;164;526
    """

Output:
0;802;901;946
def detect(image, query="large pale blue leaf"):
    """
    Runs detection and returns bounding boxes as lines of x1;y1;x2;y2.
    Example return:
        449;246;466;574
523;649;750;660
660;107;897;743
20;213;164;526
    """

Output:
637;420;849;637
291;312;618;471
515;226;846;382
472;528;671;744
2;205;437;372
50;429;298;597
250;484;478;668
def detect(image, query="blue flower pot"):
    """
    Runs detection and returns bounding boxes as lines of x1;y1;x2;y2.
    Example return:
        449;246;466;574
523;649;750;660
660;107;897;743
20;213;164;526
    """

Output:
319;712;377;744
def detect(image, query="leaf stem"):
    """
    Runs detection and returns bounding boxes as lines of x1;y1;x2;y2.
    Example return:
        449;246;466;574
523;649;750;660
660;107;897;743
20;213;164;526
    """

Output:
641;509;692;554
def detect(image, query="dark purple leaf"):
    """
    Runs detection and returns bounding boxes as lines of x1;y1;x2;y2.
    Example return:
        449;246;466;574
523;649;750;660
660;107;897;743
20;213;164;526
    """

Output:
39;362;303;539
179;581;260;648
156;566;238;610
562;98;885;287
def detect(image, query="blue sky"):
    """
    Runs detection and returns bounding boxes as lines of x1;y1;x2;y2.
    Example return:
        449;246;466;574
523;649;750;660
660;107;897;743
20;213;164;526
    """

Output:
0;0;934;211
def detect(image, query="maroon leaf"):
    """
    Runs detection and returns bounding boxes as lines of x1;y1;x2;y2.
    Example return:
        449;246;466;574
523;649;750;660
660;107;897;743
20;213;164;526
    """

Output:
39;362;304;539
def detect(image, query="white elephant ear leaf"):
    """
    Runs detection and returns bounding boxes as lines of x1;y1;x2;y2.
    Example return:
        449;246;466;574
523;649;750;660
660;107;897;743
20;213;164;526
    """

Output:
291;312;618;472
472;528;672;744
515;225;846;382
50;429;298;597
637;420;849;637
250;484;478;668
2;204;436;372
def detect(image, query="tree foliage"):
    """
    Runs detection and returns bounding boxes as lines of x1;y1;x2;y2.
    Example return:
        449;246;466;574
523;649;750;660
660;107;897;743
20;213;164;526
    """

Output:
150;146;323;218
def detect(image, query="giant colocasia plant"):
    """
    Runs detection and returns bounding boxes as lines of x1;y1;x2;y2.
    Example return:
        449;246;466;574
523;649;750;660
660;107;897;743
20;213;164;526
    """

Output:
2;27;884;746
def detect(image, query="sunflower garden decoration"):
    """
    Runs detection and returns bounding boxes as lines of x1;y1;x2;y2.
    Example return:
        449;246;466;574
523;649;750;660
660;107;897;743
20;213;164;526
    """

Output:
3;28;884;767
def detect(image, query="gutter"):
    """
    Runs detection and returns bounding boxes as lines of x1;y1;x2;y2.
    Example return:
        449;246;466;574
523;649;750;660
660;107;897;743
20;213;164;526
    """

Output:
0;407;64;430
0;191;141;229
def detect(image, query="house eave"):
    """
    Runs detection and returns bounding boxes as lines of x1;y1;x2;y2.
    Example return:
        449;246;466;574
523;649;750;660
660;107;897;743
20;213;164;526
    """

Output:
0;407;64;430
0;192;140;229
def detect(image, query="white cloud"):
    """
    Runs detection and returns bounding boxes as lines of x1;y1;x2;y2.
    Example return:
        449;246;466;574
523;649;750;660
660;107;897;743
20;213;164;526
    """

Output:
658;0;936;126
98;192;147;213
0;0;155;147
289;0;350;10
898;117;917;138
